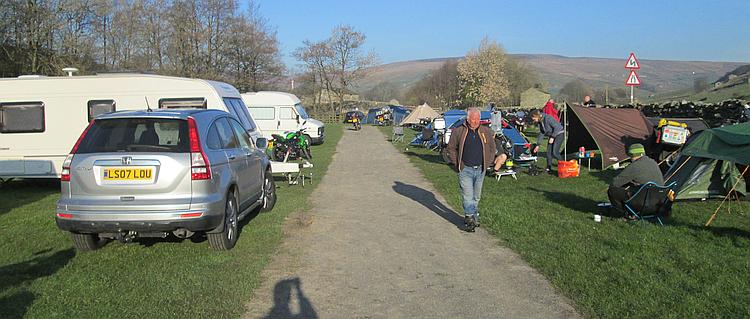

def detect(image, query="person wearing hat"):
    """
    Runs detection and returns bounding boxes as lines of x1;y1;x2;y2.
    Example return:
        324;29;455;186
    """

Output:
607;143;665;216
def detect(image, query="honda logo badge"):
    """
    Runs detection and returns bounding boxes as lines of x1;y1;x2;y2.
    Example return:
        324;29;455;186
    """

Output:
122;156;132;165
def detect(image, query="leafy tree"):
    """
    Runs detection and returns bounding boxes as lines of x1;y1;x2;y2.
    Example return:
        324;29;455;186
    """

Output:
457;38;510;107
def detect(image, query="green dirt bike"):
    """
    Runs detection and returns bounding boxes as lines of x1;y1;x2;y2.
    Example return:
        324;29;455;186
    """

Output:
270;127;312;162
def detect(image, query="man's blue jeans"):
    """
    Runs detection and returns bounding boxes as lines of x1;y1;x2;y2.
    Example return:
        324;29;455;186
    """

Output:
459;166;485;221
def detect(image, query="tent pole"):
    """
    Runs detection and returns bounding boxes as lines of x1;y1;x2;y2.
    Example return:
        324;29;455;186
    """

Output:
705;165;750;226
564;101;567;161
664;156;692;182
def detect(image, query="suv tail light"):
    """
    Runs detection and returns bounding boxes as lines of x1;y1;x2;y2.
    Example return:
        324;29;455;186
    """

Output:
62;120;94;182
188;117;211;180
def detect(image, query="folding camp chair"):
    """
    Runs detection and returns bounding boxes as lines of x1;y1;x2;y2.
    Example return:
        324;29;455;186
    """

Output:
392;126;405;143
420;128;434;147
623;181;677;226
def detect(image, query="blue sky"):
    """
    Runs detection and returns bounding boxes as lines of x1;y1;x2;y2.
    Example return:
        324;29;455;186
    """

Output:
251;0;750;69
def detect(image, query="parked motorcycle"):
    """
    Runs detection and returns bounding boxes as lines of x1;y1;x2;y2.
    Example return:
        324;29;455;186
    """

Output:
271;127;312;162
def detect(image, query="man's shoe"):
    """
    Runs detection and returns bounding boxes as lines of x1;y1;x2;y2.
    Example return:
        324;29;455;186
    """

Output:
464;215;477;232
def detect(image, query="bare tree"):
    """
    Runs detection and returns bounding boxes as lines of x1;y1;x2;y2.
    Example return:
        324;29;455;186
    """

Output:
294;24;375;113
0;0;285;90
404;59;461;110
329;25;375;109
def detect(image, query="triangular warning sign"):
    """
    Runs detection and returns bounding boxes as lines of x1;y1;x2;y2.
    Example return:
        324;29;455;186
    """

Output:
624;52;640;69
625;70;641;86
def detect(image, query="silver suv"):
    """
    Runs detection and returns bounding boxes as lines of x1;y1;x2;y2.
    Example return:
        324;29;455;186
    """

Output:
55;109;276;251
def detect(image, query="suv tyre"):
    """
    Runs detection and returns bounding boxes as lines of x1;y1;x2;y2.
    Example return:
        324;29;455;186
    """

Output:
208;191;239;250
260;171;277;213
70;232;101;251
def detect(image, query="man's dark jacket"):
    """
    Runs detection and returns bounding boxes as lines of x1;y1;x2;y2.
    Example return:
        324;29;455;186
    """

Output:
447;123;496;172
612;156;664;188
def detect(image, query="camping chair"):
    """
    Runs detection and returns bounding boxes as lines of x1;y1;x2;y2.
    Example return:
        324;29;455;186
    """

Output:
392;126;405;143
420;128;434;147
623;181;677;226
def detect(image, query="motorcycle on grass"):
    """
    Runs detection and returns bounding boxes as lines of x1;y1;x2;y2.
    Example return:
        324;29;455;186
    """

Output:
270;127;312;162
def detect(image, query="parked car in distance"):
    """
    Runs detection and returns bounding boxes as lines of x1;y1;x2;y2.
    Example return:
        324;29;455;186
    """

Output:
55;109;277;251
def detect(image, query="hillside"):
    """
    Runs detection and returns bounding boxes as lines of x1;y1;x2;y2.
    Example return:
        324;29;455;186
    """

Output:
355;54;746;97
646;64;750;103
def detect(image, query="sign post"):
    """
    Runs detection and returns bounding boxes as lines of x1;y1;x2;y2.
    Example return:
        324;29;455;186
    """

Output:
624;52;641;104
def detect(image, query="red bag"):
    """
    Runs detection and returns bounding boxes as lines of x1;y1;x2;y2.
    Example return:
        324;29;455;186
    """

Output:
557;160;580;178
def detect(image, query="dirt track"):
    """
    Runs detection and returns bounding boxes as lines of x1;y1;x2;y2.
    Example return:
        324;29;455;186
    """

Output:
244;126;580;318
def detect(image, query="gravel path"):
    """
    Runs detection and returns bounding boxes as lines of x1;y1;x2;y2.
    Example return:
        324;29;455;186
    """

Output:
244;126;580;319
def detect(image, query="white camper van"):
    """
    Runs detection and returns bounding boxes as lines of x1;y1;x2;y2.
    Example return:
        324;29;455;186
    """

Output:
0;74;263;179
241;91;325;145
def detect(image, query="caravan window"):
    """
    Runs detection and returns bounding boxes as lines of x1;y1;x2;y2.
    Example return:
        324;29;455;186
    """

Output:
248;107;275;120
0;102;45;133
88;100;116;121
158;98;207;109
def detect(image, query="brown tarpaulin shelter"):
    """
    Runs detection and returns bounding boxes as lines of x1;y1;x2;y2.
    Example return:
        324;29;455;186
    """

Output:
565;105;654;169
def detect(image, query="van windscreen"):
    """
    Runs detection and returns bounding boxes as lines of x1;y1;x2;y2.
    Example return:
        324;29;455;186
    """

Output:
76;118;189;153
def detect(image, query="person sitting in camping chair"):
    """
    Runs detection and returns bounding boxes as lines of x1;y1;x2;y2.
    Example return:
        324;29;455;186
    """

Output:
492;131;510;174
607;143;665;218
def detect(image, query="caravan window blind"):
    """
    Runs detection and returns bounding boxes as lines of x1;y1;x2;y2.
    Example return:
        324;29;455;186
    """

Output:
88;100;116;121
0;102;45;133
158;98;207;109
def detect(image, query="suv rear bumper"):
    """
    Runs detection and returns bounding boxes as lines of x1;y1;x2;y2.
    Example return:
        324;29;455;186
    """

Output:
55;210;222;233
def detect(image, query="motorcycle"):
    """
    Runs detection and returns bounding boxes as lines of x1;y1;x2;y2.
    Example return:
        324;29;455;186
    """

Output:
270;128;312;162
352;117;362;131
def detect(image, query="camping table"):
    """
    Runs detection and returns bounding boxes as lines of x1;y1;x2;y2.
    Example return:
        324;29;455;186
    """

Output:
494;169;518;181
270;160;314;186
578;154;595;172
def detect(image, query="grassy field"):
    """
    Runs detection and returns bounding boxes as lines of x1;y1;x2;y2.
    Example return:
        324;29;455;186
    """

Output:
380;126;750;318
0;124;343;319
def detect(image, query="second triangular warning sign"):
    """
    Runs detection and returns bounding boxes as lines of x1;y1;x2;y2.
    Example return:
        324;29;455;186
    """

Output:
625;70;641;86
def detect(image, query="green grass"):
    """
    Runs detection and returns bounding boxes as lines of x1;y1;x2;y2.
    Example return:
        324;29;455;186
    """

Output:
380;126;750;318
0;124;343;319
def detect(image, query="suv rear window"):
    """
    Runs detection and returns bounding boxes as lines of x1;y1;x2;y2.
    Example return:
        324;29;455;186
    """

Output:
76;118;189;153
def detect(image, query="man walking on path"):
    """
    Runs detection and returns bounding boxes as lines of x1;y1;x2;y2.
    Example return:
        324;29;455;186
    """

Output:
447;107;496;232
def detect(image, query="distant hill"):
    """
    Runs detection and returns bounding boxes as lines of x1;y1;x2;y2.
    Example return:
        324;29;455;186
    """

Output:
646;64;750;103
355;54;747;98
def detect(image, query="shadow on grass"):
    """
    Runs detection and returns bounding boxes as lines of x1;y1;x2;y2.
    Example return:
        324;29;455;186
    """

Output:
528;187;601;214
403;151;446;165
0;248;76;317
669;219;750;242
263;277;318;319
589;169;617;184
392;181;464;229
0;179;59;217
135;200;264;247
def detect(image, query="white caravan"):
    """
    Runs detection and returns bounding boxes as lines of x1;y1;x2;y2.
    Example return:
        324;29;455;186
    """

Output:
241;91;325;145
0;74;263;179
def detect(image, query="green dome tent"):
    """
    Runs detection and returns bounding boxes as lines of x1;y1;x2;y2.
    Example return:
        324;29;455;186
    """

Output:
665;122;750;201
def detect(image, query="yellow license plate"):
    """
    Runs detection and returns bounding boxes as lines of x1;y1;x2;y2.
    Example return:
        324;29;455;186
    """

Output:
103;167;153;180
